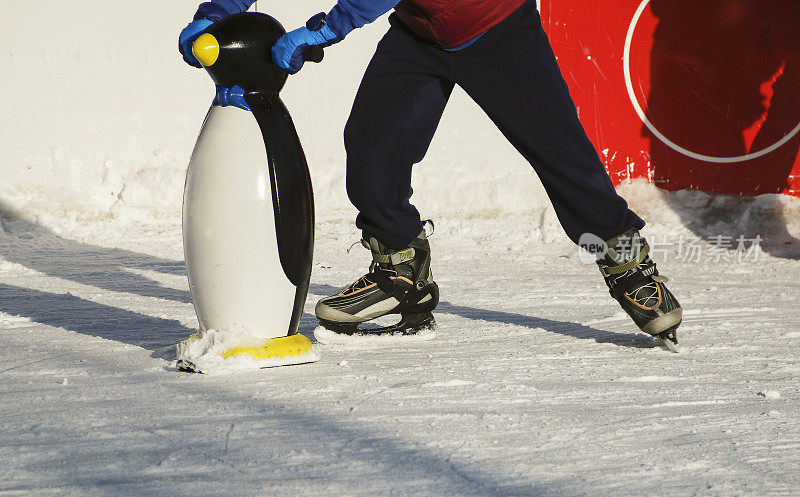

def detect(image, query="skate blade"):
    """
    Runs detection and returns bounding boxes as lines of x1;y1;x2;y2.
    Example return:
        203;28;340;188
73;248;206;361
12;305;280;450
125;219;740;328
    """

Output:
176;333;320;373
314;314;437;346
654;327;680;353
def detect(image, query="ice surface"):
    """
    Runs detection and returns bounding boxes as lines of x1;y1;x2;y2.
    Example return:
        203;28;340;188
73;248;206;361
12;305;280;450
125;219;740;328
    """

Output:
2;1;800;495
1;212;799;496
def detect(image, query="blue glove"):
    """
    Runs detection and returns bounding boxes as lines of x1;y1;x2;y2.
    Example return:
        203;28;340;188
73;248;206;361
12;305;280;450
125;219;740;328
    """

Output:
179;19;214;68
272;13;341;74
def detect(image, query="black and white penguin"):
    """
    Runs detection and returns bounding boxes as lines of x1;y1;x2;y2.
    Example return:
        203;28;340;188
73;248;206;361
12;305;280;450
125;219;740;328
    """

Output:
177;13;318;372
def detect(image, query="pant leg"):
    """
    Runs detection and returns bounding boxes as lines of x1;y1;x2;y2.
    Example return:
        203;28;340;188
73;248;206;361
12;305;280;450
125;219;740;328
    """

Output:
345;19;455;249
449;1;644;243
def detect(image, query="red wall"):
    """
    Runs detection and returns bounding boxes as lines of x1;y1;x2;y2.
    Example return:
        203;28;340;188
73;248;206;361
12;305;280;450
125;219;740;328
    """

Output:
540;0;800;197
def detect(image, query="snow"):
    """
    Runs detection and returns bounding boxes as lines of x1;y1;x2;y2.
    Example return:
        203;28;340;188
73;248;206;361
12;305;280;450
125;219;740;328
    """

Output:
2;202;799;495
2;1;800;495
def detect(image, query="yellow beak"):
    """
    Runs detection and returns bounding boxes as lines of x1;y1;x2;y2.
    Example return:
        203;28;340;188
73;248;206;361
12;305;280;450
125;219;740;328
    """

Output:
192;33;220;67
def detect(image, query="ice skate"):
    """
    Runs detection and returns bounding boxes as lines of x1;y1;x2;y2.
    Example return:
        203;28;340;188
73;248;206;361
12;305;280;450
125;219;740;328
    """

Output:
597;229;683;351
314;229;439;344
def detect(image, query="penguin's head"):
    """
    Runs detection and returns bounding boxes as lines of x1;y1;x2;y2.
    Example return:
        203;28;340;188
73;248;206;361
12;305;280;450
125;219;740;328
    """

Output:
192;12;288;94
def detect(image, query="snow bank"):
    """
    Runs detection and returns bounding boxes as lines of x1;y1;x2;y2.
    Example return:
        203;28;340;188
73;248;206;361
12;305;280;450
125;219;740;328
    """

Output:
618;180;800;249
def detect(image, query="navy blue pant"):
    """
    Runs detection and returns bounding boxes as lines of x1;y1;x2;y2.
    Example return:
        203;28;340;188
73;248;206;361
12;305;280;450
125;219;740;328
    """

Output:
345;1;644;249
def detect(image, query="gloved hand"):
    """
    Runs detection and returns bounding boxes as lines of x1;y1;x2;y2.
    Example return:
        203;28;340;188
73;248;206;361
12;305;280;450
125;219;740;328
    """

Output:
272;13;341;74
179;19;214;67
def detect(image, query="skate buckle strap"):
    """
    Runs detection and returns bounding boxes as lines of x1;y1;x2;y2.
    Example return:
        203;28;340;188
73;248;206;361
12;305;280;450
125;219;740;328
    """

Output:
372;247;416;266
371;269;413;300
603;242;650;275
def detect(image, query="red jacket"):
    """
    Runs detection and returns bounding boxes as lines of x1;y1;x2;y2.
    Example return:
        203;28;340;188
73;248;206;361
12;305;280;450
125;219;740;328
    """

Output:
394;0;527;48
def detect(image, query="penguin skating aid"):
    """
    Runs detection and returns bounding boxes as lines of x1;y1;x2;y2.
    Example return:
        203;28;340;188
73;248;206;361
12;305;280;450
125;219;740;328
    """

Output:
176;13;321;373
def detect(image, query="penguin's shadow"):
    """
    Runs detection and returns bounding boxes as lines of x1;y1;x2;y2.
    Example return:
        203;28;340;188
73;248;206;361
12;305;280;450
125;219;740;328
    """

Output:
0;209;191;304
0;215;191;358
0;282;194;355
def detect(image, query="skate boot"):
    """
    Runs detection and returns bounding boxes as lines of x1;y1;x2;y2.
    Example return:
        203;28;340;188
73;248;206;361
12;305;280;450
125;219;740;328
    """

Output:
315;229;439;339
597;229;682;350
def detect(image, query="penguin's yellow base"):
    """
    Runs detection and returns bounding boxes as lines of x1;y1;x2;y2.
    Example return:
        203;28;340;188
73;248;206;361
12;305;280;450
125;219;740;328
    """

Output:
221;334;315;360
175;331;320;374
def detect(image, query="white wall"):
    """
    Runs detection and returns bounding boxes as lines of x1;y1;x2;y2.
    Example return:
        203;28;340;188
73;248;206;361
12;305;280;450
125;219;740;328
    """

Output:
0;1;549;231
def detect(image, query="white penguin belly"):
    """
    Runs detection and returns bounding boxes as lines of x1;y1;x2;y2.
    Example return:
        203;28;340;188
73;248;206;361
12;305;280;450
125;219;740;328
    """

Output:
183;105;296;339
